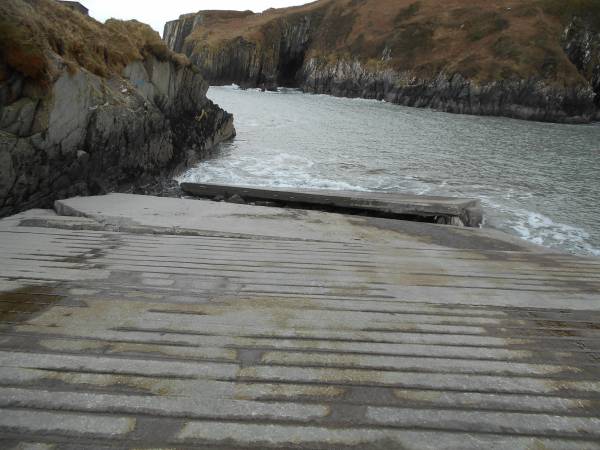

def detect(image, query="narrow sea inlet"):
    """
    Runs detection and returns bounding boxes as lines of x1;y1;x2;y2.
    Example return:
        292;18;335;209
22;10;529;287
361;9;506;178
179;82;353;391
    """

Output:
180;86;600;256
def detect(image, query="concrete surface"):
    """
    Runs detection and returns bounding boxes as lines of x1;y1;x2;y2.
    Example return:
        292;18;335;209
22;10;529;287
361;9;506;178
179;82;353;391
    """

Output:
180;182;484;227
0;193;599;449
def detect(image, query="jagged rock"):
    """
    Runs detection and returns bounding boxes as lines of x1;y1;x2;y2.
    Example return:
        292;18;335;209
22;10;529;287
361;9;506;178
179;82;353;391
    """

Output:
0;0;235;217
300;61;596;123
562;17;600;113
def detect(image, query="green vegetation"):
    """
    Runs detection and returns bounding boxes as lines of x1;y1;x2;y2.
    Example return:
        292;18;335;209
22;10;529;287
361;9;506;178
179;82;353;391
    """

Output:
456;55;482;79
395;2;422;23
540;49;560;77
393;21;434;58
492;36;522;61
465;12;510;41
319;8;357;50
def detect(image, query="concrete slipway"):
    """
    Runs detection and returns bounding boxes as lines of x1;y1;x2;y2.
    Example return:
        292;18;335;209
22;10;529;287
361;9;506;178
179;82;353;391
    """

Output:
179;183;484;227
0;193;599;449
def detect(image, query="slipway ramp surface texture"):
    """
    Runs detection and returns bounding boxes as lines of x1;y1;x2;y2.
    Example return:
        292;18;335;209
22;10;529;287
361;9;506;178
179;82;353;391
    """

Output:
0;193;599;449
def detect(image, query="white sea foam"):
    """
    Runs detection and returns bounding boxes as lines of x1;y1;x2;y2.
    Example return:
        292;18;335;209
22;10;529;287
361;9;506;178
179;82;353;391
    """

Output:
181;158;600;257
178;153;370;192
514;212;599;255
480;197;600;256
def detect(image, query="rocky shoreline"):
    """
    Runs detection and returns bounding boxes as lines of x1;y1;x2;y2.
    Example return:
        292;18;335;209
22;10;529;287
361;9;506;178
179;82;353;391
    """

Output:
0;0;235;217
299;60;597;124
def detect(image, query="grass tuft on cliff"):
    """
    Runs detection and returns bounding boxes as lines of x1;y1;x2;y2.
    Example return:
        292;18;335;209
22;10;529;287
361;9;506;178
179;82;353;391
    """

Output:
0;0;190;85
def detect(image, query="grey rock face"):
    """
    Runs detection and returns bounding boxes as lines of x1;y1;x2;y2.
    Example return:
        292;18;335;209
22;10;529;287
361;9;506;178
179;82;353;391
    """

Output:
300;59;597;123
167;12;319;91
0;55;235;217
163;15;199;55
562;17;600;115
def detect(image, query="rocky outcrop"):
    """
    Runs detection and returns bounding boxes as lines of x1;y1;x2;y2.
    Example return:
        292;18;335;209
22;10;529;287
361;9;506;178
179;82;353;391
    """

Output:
164;0;600;123
164;14;203;55
0;0;234;217
562;17;600;108
165;9;318;90
300;59;597;122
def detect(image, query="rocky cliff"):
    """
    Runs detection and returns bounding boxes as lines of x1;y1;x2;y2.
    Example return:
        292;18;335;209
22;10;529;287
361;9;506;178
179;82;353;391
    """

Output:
562;16;600;109
0;0;235;217
164;0;600;123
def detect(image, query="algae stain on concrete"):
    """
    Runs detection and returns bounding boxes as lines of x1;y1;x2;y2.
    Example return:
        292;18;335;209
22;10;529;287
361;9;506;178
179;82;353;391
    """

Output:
0;287;64;325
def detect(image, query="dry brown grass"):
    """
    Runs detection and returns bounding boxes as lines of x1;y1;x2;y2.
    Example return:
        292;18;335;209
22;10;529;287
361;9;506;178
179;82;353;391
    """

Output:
543;0;600;27
185;0;591;86
0;0;191;85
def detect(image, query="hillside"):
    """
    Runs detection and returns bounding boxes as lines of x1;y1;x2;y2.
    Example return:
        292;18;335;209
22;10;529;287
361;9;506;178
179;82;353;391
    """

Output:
0;0;234;216
164;0;600;123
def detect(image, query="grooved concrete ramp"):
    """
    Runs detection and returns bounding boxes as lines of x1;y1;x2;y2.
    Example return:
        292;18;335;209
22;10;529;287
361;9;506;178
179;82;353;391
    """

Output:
180;182;484;227
0;194;599;449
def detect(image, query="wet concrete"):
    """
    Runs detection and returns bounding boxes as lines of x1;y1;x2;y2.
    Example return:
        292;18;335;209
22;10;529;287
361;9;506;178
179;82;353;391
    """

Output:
180;182;484;227
0;288;63;325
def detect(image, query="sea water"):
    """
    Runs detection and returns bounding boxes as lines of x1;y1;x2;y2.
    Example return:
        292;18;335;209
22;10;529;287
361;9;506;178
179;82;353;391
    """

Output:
179;85;600;257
